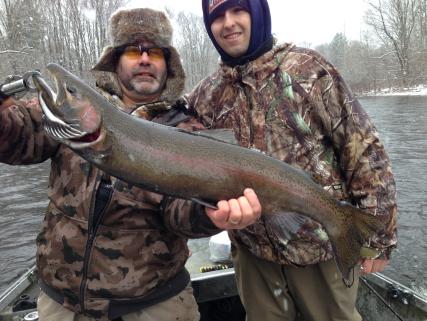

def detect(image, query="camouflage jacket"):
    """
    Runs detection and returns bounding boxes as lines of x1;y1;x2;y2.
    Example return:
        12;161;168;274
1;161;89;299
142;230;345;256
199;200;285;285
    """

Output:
0;89;219;320
187;42;397;266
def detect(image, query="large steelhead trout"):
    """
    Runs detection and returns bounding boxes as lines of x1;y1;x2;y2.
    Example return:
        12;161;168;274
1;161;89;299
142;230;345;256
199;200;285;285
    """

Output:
33;63;384;281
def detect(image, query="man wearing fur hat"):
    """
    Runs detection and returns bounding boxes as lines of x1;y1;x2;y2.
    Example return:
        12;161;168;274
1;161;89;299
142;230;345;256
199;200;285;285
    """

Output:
0;7;261;321
187;0;397;320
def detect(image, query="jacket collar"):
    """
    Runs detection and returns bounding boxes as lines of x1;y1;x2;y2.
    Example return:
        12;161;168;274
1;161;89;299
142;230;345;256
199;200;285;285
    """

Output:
219;41;295;87
95;86;172;121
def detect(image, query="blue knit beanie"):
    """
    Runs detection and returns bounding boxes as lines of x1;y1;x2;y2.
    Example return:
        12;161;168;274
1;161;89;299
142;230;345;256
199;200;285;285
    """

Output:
206;0;250;25
202;0;273;66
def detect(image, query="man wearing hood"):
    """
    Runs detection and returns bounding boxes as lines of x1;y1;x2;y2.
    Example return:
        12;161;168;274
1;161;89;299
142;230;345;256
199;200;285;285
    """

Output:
0;7;261;321
186;0;397;320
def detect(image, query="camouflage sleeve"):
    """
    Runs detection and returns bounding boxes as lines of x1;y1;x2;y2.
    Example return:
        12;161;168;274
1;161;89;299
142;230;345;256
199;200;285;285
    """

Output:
183;87;199;120
0;97;59;165
161;197;221;238
184;82;200;112
184;78;216;127
319;68;397;259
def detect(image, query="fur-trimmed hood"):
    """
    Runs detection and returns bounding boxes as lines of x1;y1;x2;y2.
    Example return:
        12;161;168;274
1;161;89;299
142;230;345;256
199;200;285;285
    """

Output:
92;8;185;105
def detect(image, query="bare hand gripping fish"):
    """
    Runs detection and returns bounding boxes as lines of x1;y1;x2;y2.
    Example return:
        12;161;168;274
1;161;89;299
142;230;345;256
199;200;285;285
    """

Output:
32;63;385;282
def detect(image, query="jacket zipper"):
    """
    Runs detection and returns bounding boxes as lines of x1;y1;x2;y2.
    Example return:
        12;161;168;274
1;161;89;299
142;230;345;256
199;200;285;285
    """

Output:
79;179;113;312
242;84;254;147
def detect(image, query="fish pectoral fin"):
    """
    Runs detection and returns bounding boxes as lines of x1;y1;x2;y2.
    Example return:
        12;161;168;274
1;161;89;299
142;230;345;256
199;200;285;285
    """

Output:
264;212;307;242
191;198;218;210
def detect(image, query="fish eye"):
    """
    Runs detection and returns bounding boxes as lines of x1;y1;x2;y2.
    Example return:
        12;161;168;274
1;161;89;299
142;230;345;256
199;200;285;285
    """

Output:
66;86;77;94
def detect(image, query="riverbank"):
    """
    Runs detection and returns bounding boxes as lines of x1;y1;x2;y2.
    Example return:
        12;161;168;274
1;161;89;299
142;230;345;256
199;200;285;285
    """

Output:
359;85;427;97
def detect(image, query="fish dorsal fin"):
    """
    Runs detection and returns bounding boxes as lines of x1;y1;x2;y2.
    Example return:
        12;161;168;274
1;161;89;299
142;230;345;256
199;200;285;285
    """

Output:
193;129;238;145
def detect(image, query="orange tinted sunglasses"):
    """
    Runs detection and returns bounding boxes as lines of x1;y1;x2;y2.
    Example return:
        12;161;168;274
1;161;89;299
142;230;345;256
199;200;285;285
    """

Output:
116;44;169;61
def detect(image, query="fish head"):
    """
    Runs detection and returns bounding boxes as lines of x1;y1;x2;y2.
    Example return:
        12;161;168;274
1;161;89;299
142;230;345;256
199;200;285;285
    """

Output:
32;63;104;149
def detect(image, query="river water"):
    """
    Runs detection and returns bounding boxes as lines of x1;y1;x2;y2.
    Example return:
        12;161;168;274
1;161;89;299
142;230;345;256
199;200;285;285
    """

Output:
360;95;427;297
0;95;426;296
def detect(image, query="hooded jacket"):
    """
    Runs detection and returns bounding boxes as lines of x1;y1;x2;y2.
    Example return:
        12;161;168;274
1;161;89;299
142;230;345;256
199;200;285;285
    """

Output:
0;75;219;320
187;42;397;266
202;0;273;66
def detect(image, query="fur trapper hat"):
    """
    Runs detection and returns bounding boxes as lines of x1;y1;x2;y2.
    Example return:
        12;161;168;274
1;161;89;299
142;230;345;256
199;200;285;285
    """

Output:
92;8;185;105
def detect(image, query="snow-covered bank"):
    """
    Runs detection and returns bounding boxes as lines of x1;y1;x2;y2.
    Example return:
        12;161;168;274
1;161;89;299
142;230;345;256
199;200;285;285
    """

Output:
361;85;427;97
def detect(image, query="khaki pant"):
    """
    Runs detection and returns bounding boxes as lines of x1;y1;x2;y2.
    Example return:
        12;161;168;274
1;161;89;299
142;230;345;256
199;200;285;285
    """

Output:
37;284;200;321
232;245;362;321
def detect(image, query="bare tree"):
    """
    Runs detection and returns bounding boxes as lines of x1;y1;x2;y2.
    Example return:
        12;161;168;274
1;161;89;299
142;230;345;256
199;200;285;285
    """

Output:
417;0;427;45
0;0;123;81
173;11;218;91
414;0;427;83
365;0;419;87
316;31;401;94
0;0;42;74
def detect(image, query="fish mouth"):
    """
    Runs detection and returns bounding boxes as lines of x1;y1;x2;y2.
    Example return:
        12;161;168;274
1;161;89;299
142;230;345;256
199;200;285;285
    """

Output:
32;65;102;146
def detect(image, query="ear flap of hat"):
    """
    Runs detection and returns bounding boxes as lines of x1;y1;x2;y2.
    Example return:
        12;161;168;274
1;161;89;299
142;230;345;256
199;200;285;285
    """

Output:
93;70;123;97
92;46;116;72
158;46;185;104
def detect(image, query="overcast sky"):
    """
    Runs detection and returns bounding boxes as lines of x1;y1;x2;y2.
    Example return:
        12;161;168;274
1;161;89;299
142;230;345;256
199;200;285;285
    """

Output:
127;0;370;46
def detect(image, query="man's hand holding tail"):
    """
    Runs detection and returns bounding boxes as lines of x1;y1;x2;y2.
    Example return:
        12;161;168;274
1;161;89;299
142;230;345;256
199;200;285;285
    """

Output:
206;188;261;230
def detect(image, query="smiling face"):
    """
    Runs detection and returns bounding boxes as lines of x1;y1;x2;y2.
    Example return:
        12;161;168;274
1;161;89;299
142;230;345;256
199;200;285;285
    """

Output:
210;7;251;58
116;41;167;106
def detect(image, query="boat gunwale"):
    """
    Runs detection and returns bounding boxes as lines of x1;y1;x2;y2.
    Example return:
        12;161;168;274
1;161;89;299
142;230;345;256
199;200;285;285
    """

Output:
2;266;427;318
364;272;427;311
0;266;37;312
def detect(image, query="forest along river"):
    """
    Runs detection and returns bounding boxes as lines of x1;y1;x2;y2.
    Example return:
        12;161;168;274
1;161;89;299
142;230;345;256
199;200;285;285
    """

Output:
0;95;426;296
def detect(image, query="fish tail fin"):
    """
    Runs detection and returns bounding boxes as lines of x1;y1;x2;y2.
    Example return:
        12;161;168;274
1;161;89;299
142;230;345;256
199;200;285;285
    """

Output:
328;204;384;282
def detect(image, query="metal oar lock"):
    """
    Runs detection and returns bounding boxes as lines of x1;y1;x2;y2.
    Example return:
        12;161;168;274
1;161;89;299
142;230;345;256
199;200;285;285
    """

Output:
0;70;41;100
